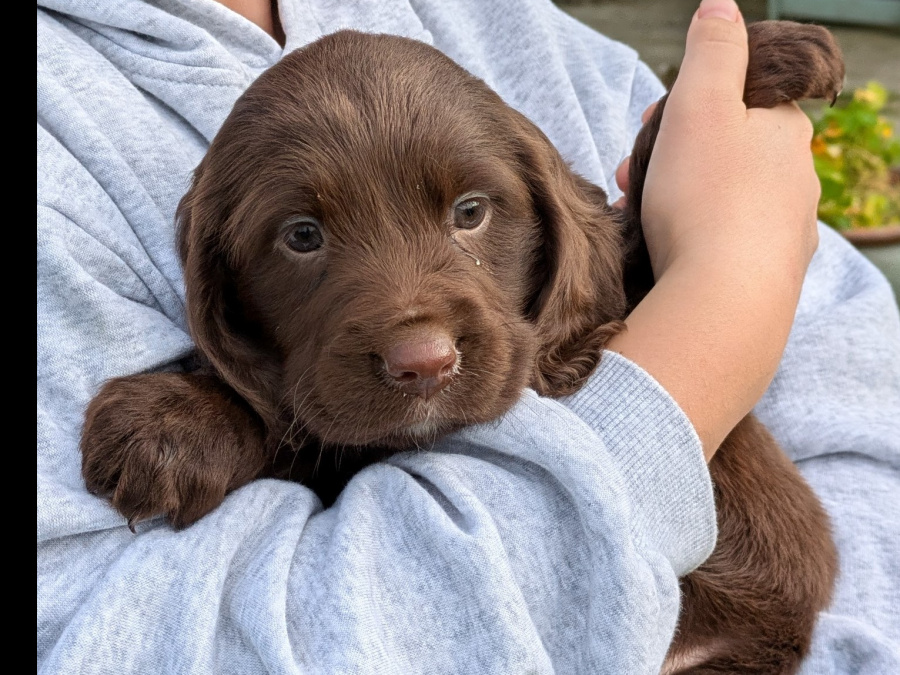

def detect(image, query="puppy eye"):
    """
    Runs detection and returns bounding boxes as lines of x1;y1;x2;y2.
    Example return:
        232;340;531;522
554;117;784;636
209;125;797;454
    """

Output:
452;195;490;230
283;217;324;253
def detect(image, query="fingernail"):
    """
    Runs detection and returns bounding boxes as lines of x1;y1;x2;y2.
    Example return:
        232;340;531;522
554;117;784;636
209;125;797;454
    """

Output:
697;0;739;21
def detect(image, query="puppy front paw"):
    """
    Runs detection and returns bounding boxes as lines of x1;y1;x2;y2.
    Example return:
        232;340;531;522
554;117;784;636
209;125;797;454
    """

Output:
81;372;267;529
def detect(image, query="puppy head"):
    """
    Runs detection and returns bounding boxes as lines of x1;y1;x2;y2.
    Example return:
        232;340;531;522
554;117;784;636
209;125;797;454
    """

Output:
177;31;626;450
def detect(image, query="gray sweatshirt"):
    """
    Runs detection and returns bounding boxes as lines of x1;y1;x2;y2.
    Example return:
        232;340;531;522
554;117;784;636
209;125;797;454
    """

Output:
36;0;900;673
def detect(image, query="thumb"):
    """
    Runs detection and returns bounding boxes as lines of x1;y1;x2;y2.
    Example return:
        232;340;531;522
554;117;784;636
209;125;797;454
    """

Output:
673;0;748;106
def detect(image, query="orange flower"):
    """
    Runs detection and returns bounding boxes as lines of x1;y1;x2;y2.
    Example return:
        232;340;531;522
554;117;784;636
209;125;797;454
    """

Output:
811;135;828;156
823;123;843;139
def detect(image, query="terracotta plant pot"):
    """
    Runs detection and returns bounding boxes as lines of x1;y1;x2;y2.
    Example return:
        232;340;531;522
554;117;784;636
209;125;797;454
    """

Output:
843;225;900;303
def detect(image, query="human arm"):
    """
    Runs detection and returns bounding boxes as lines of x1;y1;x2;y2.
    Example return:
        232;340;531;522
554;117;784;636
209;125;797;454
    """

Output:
606;0;822;459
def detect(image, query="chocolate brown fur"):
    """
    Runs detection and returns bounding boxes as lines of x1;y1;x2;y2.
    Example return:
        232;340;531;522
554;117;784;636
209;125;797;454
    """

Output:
82;373;267;529
82;23;842;673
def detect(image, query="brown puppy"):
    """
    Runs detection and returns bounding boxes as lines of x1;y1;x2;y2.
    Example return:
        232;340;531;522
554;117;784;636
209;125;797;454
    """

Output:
82;25;843;673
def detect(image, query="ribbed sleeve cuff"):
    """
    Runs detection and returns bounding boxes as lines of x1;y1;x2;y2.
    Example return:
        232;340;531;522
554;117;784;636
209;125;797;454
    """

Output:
561;351;717;575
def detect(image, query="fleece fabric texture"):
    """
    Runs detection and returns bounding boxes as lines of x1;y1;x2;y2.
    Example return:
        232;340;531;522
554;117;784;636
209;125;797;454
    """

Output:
37;0;900;672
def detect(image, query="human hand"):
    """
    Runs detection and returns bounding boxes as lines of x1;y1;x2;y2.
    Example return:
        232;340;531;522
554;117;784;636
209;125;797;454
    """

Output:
618;0;820;280
646;5;820;281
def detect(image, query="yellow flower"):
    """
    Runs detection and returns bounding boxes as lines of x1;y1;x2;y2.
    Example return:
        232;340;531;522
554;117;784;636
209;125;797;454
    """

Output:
854;88;877;104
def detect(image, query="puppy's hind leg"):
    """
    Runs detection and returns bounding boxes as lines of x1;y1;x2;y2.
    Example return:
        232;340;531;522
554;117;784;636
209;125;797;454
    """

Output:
662;417;838;675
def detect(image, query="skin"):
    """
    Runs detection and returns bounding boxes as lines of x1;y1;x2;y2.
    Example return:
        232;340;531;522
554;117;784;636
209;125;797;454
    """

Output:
216;0;282;43
216;0;820;462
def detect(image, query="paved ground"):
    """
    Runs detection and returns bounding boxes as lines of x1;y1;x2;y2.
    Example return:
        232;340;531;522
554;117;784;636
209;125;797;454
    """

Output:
560;0;900;117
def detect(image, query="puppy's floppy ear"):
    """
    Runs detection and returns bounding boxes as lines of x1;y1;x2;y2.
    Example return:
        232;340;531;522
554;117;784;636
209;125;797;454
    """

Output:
176;161;282;432
509;111;628;397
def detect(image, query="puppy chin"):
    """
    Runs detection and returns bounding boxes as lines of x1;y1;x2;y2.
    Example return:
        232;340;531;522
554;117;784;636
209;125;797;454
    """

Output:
376;422;457;450
304;401;457;449
403;419;445;439
301;377;521;450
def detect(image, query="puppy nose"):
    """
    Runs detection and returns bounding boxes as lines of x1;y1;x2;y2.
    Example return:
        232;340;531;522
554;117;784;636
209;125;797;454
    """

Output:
383;334;457;399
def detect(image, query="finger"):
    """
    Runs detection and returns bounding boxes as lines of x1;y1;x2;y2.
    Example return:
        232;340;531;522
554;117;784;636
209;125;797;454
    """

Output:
612;196;627;210
615;155;631;192
673;0;748;107
641;101;658;125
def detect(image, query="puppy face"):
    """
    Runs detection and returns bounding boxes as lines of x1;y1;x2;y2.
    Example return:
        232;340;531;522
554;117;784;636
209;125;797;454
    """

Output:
178;31;627;450
237;83;542;446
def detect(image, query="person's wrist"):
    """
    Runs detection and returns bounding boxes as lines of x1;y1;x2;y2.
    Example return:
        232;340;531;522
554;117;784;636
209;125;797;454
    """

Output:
611;249;803;457
648;213;813;289
663;239;808;318
665;245;806;387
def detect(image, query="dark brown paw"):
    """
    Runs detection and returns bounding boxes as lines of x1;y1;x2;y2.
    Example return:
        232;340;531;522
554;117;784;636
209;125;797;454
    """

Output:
81;372;267;529
745;21;845;108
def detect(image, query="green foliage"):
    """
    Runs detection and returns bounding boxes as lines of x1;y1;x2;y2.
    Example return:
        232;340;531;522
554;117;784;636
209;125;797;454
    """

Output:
809;81;900;230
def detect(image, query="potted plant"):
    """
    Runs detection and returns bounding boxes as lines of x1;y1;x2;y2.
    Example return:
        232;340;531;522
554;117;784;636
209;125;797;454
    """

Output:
809;80;900;300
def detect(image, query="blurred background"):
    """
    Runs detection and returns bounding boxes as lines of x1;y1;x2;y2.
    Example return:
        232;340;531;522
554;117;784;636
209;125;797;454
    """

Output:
558;0;900;299
560;0;899;95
